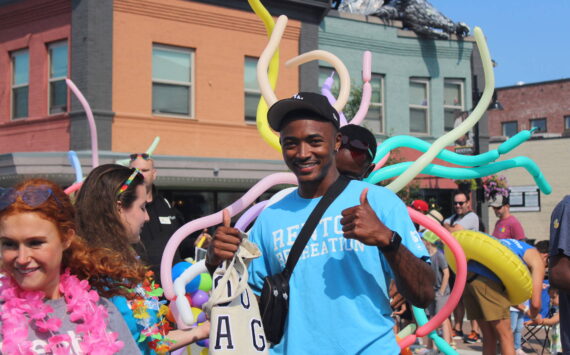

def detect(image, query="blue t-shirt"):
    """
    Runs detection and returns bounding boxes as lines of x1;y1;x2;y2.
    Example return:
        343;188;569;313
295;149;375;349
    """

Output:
248;180;429;355
468;238;533;283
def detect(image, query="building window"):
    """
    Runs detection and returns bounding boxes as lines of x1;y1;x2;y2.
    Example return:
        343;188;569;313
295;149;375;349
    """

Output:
409;78;429;134
11;49;29;119
244;57;260;124
365;74;384;134
48;41;68;114
509;186;540;212
443;79;464;131
530;118;547;133
502;121;518;137
152;44;194;117
565;115;570;130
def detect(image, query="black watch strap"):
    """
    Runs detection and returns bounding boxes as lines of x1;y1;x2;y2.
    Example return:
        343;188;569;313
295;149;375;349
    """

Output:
379;231;402;253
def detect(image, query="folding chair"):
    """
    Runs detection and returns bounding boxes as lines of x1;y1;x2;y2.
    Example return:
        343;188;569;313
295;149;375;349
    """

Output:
522;323;550;354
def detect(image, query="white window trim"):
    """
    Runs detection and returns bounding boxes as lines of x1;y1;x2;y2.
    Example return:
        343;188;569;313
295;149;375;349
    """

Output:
509;186;541;212
443;79;465;131
244;56;261;124
47;40;68;115
11;49;29;120
152;44;195;119
369;73;385;134
409;77;430;135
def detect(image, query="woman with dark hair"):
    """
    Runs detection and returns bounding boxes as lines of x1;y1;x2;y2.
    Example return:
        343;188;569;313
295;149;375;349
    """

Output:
75;164;208;355
0;178;140;354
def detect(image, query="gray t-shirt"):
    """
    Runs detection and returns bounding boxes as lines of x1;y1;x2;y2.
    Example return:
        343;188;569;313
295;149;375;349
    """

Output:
444;211;480;231
430;250;450;295
0;296;140;354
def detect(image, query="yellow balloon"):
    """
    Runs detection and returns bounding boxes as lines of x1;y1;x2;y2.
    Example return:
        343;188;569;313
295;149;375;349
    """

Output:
248;0;281;151
387;27;494;193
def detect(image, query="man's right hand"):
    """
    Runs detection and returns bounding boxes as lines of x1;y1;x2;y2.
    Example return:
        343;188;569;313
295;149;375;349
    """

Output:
206;209;242;269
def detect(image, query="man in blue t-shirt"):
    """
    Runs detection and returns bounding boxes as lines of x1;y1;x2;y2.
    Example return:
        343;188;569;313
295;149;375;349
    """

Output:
465;238;544;355
207;92;434;354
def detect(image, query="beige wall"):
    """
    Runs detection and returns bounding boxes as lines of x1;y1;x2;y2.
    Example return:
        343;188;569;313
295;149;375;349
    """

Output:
112;0;300;159
488;137;570;241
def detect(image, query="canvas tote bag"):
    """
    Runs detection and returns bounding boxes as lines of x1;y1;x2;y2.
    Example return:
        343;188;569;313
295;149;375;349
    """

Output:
203;235;268;354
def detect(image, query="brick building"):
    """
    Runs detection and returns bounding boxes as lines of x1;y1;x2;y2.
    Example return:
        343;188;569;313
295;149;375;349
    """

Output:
489;78;570;139
487;78;570;240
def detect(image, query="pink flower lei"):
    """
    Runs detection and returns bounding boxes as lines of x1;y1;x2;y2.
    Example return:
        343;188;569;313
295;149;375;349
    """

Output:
0;269;124;354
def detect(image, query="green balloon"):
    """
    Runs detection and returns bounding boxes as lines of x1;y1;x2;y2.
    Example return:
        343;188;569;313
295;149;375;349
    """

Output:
198;272;212;292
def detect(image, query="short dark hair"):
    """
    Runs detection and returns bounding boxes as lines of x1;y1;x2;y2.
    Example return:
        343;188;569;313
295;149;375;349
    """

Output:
535;240;549;254
452;189;470;201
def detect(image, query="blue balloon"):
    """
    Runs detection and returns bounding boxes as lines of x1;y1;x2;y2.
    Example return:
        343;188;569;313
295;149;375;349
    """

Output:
172;261;201;293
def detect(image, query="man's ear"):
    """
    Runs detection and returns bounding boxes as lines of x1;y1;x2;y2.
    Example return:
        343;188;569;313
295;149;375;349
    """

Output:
334;131;342;152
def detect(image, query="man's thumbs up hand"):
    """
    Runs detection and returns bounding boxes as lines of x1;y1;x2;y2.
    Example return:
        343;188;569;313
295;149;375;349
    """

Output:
206;209;243;268
340;188;393;247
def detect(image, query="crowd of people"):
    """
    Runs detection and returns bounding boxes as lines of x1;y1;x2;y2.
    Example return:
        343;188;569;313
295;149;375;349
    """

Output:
0;92;568;355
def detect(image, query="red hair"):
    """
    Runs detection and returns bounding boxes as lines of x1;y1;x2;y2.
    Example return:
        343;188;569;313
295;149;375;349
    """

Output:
0;179;143;298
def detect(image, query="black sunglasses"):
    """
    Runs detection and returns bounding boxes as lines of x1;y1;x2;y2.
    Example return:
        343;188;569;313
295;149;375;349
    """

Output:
341;135;373;160
453;201;466;206
129;153;150;161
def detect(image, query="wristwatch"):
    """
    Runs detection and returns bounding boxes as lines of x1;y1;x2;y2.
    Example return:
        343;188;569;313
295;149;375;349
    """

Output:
379;231;402;253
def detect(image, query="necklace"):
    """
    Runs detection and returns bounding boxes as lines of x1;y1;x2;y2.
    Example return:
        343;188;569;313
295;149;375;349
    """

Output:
127;271;174;354
0;269;124;354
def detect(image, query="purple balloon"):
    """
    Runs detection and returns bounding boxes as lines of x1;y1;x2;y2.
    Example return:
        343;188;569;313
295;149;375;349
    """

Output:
197;311;207;323
191;290;209;309
197;338;209;348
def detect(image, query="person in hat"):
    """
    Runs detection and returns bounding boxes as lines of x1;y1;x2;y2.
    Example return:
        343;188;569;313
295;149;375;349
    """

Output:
490;194;526;240
207;92;434;354
336;124;376;180
548;195;570;354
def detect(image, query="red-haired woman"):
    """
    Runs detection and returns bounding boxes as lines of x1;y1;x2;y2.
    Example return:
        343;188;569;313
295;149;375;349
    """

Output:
0;179;140;354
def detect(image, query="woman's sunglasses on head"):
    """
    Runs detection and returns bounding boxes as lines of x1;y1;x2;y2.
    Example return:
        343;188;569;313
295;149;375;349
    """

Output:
0;185;61;212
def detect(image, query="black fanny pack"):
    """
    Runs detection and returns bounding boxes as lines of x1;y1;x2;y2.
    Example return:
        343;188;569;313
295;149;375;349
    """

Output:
259;176;349;345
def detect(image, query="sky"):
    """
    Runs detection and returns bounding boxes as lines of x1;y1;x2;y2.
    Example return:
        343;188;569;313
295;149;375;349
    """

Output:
433;1;570;88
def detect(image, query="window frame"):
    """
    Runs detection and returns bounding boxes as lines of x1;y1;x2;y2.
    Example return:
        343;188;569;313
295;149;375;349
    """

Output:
502;121;518;137
443;79;465;132
409;77;430;135
151;43;195;118
509;186;541;212
565;115;570;130
366;73;385;134
47;40;69;115
244;56;261;125
11;48;29;120
529;117;547;133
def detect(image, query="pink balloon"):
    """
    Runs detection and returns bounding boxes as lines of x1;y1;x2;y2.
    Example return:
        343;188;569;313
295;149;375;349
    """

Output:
349;51;372;126
64;181;83;195
66;79;99;168
372;152;390;172
161;172;297;300
234;200;268;231
398;208;467;349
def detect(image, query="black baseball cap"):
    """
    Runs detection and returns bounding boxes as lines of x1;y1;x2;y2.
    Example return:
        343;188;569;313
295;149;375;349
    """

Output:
339;124;377;161
267;92;341;132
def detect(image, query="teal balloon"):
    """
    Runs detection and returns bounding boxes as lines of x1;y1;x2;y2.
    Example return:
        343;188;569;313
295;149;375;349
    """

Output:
412;306;458;355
